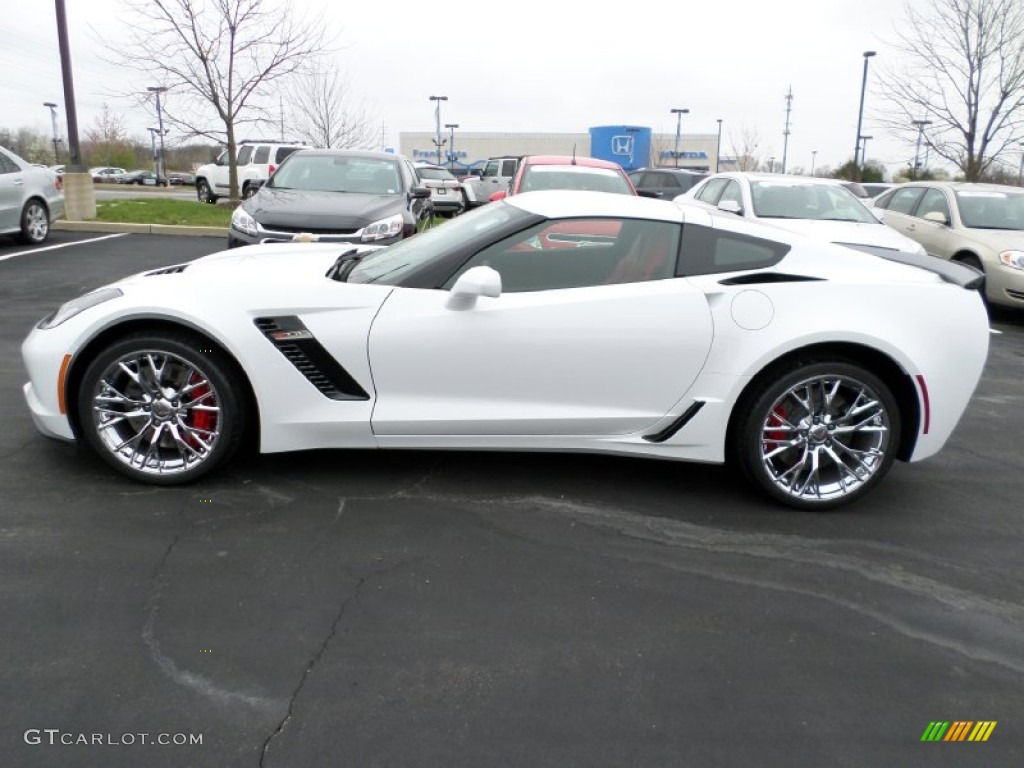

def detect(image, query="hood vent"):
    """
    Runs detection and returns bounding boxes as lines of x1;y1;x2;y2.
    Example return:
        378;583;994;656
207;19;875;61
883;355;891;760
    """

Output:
146;264;189;276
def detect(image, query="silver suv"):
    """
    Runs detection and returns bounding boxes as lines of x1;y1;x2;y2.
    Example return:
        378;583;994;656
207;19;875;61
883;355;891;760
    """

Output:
195;140;310;202
461;156;519;208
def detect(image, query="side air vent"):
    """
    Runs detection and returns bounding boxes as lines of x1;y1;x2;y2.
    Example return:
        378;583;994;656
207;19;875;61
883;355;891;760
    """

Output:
146;264;189;275
719;273;824;286
255;316;369;401
643;401;706;443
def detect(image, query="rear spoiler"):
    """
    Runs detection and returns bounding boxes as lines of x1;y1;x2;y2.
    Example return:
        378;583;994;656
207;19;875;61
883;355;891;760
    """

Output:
837;244;984;290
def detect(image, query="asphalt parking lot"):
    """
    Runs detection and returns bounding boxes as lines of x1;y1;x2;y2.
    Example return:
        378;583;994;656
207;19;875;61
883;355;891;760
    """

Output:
2;231;1023;767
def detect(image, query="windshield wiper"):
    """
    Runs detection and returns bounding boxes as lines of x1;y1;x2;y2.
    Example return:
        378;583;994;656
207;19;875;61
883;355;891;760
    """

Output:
325;248;363;281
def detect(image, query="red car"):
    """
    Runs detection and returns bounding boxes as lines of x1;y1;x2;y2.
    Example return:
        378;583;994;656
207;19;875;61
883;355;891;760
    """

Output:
488;155;636;201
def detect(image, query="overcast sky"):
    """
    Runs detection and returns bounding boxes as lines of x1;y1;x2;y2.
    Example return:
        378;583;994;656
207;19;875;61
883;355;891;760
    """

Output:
0;0;934;175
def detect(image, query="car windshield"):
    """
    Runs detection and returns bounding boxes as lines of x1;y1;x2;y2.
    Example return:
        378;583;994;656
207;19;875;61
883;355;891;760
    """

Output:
417;167;456;181
269;155;400;194
751;181;877;223
347;204;531;285
954;190;1024;230
520;166;632;194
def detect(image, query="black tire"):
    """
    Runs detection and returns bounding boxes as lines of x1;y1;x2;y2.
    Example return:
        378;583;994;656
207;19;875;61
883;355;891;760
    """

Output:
956;254;986;301
733;360;900;510
76;332;246;485
196;179;217;204
17;198;49;244
242;184;257;200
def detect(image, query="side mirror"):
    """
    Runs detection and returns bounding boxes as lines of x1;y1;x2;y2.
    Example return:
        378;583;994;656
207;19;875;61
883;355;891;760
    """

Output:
446;266;502;310
410;186;431;199
489;190;507;202
718;200;743;215
922;210;949;225
472;169;483;178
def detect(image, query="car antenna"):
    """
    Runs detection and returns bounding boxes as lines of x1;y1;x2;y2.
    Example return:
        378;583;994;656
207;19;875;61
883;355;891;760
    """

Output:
571;144;577;165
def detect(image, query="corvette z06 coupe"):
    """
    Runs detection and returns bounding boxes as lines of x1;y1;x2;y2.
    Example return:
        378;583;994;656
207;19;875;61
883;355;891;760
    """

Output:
22;192;989;509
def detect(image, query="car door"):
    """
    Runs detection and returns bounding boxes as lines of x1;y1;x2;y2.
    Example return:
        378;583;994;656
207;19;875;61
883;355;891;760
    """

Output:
0;149;23;232
906;187;958;257
367;216;714;438
876;186;926;237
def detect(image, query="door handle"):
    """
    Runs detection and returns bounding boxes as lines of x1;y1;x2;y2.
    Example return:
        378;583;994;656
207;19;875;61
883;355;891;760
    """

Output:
905;224;915;231
13;179;24;186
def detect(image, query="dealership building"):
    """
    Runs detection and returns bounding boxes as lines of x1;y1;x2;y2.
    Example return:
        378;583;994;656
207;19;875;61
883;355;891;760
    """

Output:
398;126;734;174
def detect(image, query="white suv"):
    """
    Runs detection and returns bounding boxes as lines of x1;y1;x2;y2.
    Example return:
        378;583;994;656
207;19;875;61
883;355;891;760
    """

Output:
195;141;310;202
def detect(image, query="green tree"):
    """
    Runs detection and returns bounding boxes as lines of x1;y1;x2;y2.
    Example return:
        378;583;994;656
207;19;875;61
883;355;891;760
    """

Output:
833;160;884;183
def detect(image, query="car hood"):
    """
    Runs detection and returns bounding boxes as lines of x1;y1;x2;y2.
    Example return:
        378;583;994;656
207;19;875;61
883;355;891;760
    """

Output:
761;218;922;253
245;188;404;230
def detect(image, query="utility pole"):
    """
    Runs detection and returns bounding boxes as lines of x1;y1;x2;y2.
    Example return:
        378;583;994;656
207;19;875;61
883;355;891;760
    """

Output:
429;95;447;165
911;119;932;180
781;86;793;174
670;108;689;168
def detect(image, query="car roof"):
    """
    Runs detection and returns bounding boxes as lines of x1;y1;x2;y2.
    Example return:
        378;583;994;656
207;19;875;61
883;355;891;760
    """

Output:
630;167;706;175
291;149;403;161
505;189;688;221
708;172;849;186
897;181;1024;193
521;155;623;170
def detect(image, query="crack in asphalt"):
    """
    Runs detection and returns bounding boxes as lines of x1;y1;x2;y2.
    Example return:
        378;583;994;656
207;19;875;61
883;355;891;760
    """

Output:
259;577;366;768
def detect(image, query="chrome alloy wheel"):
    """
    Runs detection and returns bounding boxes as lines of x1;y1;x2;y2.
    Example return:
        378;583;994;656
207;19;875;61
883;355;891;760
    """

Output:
89;350;222;476
24;201;49;243
759;374;892;503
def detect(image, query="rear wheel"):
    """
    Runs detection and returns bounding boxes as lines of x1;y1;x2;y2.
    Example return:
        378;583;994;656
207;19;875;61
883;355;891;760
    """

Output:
77;333;245;484
734;361;900;510
956;254;986;300
196;179;217;204
18;199;49;244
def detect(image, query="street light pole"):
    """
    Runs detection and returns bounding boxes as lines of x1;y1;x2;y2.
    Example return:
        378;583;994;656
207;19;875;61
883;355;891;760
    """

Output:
670;108;688;169
1018;142;1024;186
147;86;168;179
811;150;817;176
43;102;60;164
444;123;459;172
147;128;159;174
429;95;448;165
859;135;872;171
911;119;932;180
715;118;723;173
852;50;876;181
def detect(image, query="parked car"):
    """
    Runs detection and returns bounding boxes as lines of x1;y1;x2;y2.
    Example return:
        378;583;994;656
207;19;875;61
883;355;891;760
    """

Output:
680;172;927;257
861;182;895;199
117;170;169;187
22;191;988;509
460;156;519;208
91;166;127;183
0;144;64;244
195;140;310;202
489;155;635;201
167;171;196;186
227;149;432;247
413;163;463;216
629;168;708;199
871;181;1024;309
48;165;65;178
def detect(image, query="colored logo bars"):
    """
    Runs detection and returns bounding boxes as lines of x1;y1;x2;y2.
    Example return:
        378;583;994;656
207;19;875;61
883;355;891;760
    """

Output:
921;721;997;742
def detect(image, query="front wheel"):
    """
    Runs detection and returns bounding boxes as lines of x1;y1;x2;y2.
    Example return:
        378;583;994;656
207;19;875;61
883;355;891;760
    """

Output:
77;333;246;484
734;361;900;510
18;199;49;244
196;180;217;204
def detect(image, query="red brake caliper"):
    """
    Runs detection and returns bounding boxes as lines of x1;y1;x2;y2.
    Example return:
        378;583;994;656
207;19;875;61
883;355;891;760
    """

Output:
765;404;788;448
186;374;216;445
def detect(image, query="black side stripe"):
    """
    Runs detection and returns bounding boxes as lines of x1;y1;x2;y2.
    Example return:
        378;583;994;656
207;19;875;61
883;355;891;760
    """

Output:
255;316;369;401
643;401;706;443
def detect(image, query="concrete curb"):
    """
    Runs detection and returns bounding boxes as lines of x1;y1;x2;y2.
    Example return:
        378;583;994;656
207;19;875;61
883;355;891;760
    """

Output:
54;221;227;238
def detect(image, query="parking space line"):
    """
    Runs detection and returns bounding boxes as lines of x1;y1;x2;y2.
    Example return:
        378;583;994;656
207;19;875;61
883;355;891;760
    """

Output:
0;233;129;262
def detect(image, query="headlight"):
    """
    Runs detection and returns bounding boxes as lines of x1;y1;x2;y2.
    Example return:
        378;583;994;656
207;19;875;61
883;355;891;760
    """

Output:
37;287;123;330
998;250;1024;271
361;213;403;242
231;207;258;236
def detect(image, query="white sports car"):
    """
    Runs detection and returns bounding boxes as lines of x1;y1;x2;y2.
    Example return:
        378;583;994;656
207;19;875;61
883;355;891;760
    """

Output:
22;192;989;509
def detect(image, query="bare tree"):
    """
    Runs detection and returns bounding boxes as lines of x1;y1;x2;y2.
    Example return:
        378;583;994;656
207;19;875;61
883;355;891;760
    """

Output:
110;0;329;199
288;66;377;149
876;0;1024;180
728;125;762;171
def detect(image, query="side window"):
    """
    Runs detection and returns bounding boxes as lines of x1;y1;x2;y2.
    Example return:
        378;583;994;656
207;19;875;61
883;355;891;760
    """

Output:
695;178;728;204
886;187;925;215
0;152;19;174
679;223;789;276
718;180;744;207
628;172;646;187
482;161;499;178
444;218;679;292
401;159;418;189
501;159;518;177
916;189;950;222
275;146;301;164
237;145;254;166
253;145;270;164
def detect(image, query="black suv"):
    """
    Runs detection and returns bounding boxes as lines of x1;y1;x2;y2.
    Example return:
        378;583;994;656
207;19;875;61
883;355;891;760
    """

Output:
227;150;432;248
628;168;708;199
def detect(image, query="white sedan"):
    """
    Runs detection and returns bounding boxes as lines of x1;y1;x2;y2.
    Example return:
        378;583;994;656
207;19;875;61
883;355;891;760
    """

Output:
1;145;65;244
21;192;989;509
679;172;926;258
